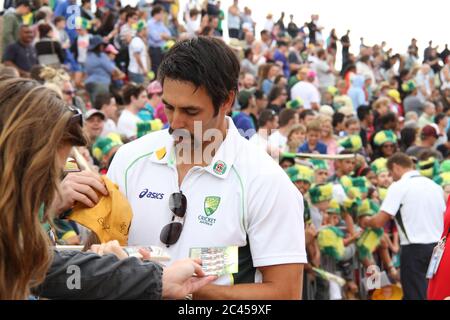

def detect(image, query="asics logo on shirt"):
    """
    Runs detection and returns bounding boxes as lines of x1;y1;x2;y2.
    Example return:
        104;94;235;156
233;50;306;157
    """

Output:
139;188;164;200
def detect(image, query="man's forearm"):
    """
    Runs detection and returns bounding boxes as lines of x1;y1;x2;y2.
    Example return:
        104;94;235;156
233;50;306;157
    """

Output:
193;269;303;300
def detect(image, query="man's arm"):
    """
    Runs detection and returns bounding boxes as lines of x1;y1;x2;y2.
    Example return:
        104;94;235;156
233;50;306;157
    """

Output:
360;211;392;229
3;60;28;77
193;263;303;300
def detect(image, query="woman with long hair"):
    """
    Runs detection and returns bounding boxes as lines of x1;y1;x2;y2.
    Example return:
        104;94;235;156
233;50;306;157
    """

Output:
0;76;86;299
0;77;213;299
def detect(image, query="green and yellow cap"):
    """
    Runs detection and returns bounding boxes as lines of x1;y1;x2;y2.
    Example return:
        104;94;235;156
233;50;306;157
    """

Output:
374;130;397;147
371;157;388;175
339;135;362;152
309;183;333;204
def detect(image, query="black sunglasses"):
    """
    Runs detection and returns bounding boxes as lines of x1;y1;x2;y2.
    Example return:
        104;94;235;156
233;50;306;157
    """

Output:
160;192;187;247
68;105;83;127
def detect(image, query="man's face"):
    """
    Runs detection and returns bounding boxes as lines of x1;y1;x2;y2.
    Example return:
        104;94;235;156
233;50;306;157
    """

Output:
85;115;105;140
377;171;392;188
104;97;118;119
315;170;328;184
162;78;232;151
255;96;268;111
389;164;403;182
306;130;320;146
338;158;355;175
303;114;315;126
133;90;148;109
268;116;279;130
20;27;34;44
243;74;255;89
347;123;360;135
294;180;310;195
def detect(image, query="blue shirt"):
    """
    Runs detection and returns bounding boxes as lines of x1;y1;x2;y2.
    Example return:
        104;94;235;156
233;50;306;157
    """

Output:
262;79;274;96
147;18;171;48
273;49;290;77
84;52;115;85
54;0;78;43
298;141;328;154
232;112;256;140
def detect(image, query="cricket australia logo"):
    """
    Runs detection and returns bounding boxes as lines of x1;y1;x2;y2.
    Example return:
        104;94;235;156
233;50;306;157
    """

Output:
198;196;221;226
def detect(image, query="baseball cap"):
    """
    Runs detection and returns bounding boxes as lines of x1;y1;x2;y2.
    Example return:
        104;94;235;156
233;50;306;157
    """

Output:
147;81;163;95
421;124;439;139
238;89;255;109
85;109;106;121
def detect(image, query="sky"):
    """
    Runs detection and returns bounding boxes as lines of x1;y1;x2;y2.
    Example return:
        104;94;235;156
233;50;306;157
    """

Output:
181;0;449;59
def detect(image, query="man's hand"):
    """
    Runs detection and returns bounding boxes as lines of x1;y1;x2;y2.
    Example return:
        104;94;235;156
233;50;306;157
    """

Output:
53;171;108;214
90;240;128;260
162;259;217;299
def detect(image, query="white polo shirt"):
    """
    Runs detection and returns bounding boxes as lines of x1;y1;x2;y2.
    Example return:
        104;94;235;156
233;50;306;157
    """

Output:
107;117;306;285
380;170;445;246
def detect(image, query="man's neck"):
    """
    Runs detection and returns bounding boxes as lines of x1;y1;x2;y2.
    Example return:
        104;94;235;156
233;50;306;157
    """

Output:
126;104;139;114
278;126;290;136
176;118;228;168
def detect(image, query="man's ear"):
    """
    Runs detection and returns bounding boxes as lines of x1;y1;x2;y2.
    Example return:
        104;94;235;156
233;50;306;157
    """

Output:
221;91;236;115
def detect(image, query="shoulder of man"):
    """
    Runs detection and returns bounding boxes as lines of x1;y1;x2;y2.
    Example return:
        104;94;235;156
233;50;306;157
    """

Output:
108;129;170;176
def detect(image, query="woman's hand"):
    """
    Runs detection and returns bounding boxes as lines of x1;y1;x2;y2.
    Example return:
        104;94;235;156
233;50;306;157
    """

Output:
162;259;217;299
52;170;108;214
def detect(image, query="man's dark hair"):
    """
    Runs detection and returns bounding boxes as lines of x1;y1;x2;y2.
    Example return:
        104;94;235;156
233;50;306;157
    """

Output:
125;10;137;21
258;109;276;127
122;83;145;105
54;16;65;25
267;85;284;103
357;105;371;121
254;89;265;100
151;4;164;17
380;112;397;128
434;112;446;125
38;23;52;38
279;108;297;127
387;152;414;170
16;0;31;8
299;109;315;121
260;30;269;38
244;48;252;59
277;40;288;48
94;92;112;110
332;112;345;128
399;127;417;152
158;36;240;116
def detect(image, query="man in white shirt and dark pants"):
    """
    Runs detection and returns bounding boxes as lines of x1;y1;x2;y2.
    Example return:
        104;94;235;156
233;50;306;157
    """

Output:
361;152;445;300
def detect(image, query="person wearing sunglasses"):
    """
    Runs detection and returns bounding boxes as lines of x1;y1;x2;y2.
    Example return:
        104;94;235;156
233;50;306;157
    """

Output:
0;77;214;300
107;36;306;300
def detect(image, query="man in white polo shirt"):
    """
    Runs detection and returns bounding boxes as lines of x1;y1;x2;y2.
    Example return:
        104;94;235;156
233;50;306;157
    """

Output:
360;152;445;300
107;36;306;299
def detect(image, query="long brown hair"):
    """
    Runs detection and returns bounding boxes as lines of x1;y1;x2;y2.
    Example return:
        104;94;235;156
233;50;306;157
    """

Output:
0;77;86;299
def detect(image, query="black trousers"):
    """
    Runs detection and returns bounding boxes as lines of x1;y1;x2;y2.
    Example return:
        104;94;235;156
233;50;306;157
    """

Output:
400;243;436;300
149;46;163;74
